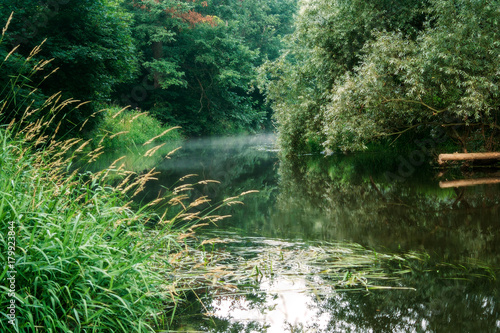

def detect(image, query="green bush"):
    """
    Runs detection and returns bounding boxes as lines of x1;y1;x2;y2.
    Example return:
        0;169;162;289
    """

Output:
91;106;183;151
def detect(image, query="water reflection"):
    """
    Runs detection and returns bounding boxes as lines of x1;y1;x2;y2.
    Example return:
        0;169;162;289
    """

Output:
94;133;500;332
209;276;331;333
175;233;500;333
139;133;278;205
273;155;500;265
206;283;500;333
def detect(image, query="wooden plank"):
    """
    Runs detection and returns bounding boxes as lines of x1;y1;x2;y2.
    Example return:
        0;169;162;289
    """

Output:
439;178;500;188
438;152;500;164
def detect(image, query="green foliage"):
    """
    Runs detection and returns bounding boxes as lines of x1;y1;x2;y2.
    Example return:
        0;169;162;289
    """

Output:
261;0;499;154
323;0;500;152
123;0;189;91
0;126;174;332
149;21;265;135
117;0;297;136
0;1;138;130
204;0;298;61
0;36;48;125
0;27;86;138
91;106;183;150
0;0;300;137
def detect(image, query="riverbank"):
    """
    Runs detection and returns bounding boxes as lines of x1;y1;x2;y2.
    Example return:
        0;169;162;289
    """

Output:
0;122;184;331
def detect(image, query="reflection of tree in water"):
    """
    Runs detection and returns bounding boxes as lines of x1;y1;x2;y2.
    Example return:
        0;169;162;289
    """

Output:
276;154;500;265
133;134;279;221
318;269;500;332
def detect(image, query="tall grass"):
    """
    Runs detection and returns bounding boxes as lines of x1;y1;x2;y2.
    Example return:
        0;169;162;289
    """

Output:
77;106;184;173
0;30;171;328
0;126;173;332
0;14;248;332
90;106;183;151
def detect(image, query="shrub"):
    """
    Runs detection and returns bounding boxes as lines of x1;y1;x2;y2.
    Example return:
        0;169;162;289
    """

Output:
91;106;183;151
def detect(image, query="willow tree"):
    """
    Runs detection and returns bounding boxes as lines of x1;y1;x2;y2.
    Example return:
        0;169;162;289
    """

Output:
261;0;499;154
322;0;500;153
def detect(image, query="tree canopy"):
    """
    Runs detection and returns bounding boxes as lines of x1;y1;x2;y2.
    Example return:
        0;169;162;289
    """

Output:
116;0;297;135
3;0;497;149
260;0;500;154
1;0;297;135
1;0;137;130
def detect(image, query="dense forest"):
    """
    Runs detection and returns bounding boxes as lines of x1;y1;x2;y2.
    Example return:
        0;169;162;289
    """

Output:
0;0;296;136
1;0;498;152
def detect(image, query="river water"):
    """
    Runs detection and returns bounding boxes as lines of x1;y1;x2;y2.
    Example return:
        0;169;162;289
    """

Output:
106;134;500;332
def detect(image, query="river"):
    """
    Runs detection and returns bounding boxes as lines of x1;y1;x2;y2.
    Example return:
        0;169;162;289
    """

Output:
100;134;500;332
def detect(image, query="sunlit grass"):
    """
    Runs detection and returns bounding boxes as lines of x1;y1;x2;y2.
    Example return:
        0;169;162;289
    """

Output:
90;106;183;151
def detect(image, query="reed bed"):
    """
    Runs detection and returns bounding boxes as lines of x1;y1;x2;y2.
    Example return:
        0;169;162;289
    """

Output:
0;19;247;332
162;235;411;295
0;123;251;332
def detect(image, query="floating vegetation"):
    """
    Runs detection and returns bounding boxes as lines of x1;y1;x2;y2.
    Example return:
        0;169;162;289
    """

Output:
159;231;498;299
159;231;498;332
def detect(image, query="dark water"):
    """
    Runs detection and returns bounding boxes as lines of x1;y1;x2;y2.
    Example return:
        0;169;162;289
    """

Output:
106;134;500;332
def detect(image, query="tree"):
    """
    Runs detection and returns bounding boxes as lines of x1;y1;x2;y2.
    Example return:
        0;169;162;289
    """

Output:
203;0;297;61
0;0;137;131
153;21;262;134
118;0;297;135
262;0;500;154
259;0;427;153
321;0;500;152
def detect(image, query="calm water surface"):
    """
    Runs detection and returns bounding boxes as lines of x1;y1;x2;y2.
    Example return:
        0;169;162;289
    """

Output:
111;134;500;332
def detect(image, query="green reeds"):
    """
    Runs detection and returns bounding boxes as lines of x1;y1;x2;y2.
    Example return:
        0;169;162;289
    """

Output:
0;125;249;331
0;125;170;332
90;106;183;152
163;232;497;298
0;15;247;332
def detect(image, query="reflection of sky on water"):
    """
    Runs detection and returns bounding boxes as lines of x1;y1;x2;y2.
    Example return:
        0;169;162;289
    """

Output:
211;276;331;333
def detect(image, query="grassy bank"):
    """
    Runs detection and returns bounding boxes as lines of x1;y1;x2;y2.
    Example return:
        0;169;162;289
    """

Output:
80;106;184;173
90;106;183;151
0;26;243;331
0;123;175;331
